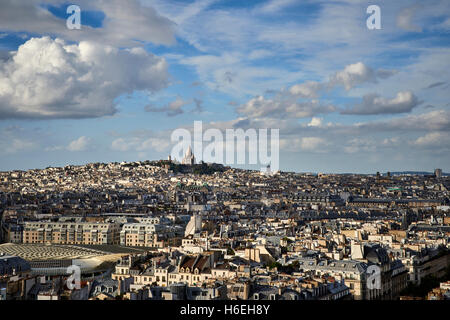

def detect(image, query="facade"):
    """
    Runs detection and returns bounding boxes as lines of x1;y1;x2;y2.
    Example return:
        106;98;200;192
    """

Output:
0;255;33;300
185;215;202;237
181;146;196;165
283;251;408;300
22;222;120;245
120;220;182;248
403;252;450;285
1;223;23;243
120;223;164;247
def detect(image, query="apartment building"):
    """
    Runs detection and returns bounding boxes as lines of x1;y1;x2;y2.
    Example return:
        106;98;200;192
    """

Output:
119;222;181;247
22;221;120;245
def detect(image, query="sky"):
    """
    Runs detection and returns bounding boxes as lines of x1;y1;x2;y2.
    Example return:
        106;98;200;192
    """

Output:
0;0;449;173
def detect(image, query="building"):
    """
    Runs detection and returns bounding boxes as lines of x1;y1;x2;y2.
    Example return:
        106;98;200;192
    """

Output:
22;221;120;245
120;223;168;247
0;254;33;300
181;146;196;165
185;215;202;237
1;223;23;243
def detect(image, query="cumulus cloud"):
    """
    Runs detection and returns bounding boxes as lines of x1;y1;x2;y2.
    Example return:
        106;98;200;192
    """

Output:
145;97;189;117
235;61;399;121
0;36;169;119
359;109;450;132
0;0;176;47
329;62;377;91
67;136;91;151
342;91;420;115
412;132;450;148
234;61;399;120
288;62;398;97
237;95;336;119
307;117;323;127
289;81;323;98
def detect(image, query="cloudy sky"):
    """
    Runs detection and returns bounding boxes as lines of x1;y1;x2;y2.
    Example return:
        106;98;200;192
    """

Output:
0;0;449;173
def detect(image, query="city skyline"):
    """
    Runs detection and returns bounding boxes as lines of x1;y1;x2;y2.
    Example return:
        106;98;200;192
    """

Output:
1;0;450;173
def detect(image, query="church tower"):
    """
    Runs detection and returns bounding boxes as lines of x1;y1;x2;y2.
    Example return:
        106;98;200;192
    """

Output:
181;145;195;165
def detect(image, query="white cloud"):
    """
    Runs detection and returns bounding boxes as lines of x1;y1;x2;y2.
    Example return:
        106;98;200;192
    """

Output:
0;0;176;47
145;97;189;117
329;62;376;91
0;36;169;119
289;81;323;98
235;61;398;120
359;109;450;132
342;91;420;115
307;117;323;127
237;95;336;119
412;132;450;148
67;136;91;151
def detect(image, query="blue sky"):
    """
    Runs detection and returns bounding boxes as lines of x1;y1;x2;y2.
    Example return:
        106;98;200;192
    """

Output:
0;0;449;173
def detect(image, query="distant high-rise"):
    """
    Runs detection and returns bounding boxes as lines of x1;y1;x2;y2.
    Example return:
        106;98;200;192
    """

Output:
434;168;442;178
